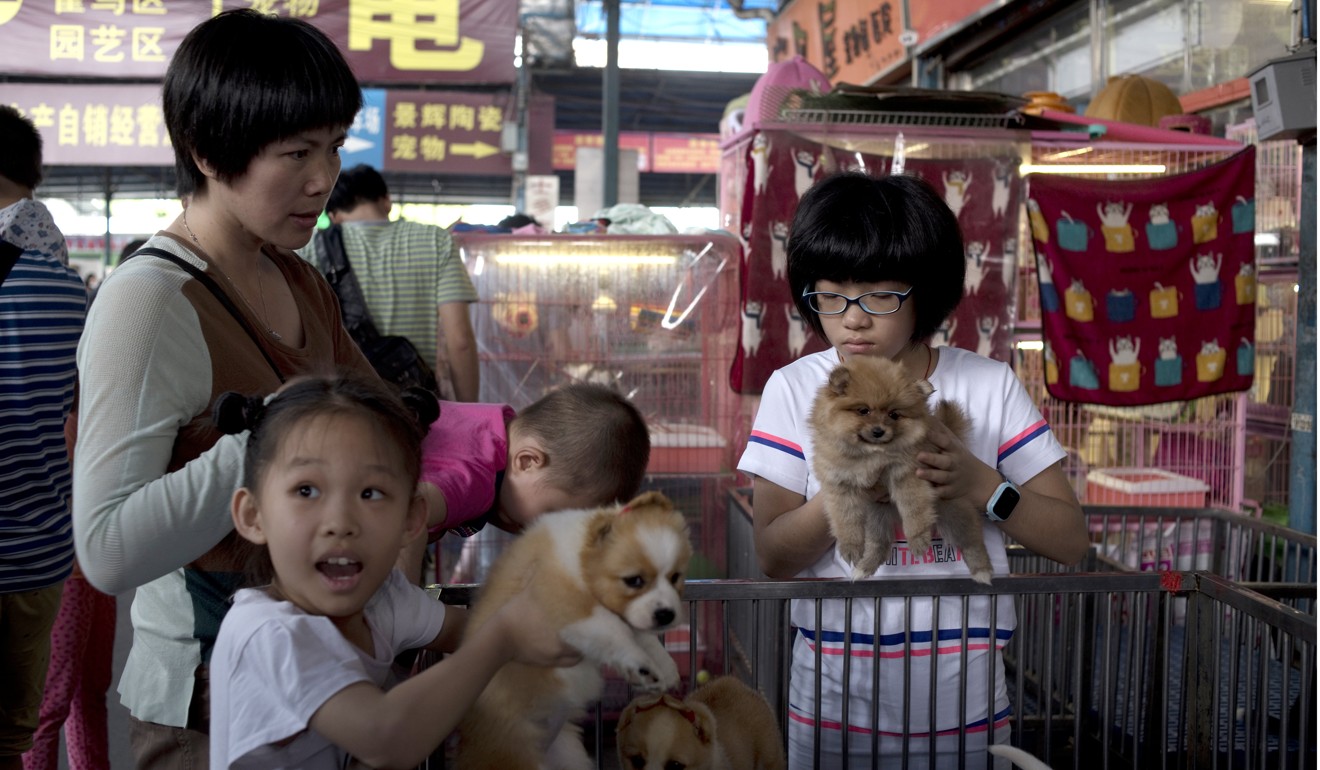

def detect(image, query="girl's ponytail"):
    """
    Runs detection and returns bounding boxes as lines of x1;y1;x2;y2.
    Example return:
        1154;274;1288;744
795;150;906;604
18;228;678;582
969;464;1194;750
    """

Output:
212;391;267;435
400;386;440;437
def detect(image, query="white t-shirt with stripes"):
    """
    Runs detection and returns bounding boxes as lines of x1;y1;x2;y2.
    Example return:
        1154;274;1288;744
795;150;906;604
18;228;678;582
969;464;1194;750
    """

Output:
737;346;1065;764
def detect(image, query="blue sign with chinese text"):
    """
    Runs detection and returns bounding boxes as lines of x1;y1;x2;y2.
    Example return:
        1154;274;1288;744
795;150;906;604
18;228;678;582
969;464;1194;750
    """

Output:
341;88;386;171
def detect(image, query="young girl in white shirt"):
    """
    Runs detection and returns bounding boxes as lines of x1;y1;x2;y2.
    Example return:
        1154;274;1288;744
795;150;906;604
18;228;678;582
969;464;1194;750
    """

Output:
737;172;1089;769
207;374;579;770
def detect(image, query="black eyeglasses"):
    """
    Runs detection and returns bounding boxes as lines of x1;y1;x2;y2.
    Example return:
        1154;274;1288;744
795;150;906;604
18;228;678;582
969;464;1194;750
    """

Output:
802;287;914;316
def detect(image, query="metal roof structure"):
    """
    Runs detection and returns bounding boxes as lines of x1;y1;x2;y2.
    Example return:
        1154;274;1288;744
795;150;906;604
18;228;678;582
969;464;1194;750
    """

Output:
576;0;777;42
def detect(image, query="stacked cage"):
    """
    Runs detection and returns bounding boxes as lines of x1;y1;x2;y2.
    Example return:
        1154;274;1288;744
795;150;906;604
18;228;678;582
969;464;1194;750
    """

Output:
1226;118;1303;518
411;88;1313;770
441;232;746;587
1013;140;1249;515
443;233;749;716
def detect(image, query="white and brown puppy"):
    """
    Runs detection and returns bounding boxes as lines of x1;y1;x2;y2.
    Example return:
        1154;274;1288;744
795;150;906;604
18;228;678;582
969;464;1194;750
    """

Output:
810;355;994;583
456;491;692;770
616;675;786;770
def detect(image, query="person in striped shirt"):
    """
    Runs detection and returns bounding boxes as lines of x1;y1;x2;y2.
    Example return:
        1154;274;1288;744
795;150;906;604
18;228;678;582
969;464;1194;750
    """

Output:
736;173;1089;768
311;164;480;402
0;104;88;770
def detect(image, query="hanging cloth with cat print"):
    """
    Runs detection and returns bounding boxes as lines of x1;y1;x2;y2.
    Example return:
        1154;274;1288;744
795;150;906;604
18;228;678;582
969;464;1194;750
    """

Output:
728;129;1022;394
1028;147;1256;406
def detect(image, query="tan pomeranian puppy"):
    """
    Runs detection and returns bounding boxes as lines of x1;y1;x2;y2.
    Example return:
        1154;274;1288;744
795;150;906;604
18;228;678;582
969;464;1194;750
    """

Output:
616;676;786;770
809;355;994;583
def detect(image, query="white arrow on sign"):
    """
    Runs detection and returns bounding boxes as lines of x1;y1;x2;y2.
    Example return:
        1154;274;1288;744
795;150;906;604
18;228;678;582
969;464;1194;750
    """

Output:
343;134;375;154
451;141;500;159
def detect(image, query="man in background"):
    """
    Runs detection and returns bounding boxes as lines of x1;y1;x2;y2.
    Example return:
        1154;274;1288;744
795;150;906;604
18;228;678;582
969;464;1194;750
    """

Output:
312;164;480;401
0;105;87;770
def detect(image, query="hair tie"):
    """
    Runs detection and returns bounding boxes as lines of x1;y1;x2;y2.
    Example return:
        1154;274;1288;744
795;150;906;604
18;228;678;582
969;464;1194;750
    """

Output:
212;391;266;435
401;386;440;434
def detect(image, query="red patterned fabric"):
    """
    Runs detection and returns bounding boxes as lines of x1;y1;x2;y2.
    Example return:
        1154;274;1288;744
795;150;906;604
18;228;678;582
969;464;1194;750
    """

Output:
730;130;1021;394
1028;147;1256;406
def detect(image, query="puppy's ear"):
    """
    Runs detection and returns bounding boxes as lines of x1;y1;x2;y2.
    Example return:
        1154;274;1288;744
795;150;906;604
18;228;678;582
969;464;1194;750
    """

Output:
686;701;718;747
622;491;672;512
618;693;664;734
588;510;615;547
826;364;852;396
617;700;638;734
914;379;935;398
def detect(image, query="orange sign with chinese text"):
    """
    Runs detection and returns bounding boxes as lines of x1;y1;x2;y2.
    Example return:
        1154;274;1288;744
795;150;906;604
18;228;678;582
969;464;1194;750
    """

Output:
768;0;906;84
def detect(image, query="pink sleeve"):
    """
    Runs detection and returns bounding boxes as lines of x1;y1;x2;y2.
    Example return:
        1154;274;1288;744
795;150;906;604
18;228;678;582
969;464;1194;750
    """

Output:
418;403;514;530
422;453;496;530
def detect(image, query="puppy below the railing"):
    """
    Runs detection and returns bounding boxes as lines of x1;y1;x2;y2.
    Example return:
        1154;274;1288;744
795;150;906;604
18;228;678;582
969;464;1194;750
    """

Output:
617;675;786;770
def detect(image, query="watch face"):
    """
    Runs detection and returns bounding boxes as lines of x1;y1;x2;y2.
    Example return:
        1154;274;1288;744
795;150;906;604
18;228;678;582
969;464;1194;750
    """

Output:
992;484;1021;519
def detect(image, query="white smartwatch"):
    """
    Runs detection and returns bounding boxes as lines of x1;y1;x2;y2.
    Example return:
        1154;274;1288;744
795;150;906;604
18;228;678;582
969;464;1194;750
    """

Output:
986;480;1021;522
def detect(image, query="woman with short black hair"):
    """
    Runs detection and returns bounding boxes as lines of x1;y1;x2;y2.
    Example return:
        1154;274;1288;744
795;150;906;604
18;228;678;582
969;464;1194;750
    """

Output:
72;11;376;767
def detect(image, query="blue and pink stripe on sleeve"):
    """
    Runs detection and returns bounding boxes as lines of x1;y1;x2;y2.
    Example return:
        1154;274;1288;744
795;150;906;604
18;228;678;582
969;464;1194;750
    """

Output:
997;419;1050;464
748;430;805;460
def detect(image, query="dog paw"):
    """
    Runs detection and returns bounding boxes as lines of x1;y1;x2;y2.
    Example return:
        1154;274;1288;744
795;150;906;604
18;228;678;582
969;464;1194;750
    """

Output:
906;532;932;559
970;569;993;585
837;541;865;570
651;650;680;691
851;551;882;579
618;651;675;693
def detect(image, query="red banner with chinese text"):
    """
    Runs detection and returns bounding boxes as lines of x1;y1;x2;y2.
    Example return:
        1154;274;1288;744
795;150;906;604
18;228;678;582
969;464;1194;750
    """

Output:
0;0;516;83
552;131;653;172
0;83;554;175
0;83;172;166
651;134;721;174
549;131;722;173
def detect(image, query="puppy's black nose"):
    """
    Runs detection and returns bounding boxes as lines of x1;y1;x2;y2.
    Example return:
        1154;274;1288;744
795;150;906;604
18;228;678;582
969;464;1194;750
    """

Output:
654;608;675;627
870;427;886;439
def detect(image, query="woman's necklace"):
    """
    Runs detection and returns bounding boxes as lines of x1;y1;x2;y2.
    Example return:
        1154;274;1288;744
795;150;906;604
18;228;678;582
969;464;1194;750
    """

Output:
182;210;282;341
924;342;935;379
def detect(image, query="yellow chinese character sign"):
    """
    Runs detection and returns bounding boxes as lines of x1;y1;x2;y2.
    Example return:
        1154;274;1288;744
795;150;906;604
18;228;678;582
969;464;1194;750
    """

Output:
0;83;172;165
0;81;556;176
290;0;517;83
383;89;550;174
